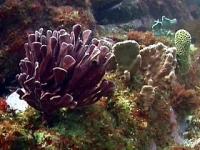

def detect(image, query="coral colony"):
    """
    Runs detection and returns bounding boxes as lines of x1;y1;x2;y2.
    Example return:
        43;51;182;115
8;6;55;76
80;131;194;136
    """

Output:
152;16;177;37
1;0;200;148
16;24;115;123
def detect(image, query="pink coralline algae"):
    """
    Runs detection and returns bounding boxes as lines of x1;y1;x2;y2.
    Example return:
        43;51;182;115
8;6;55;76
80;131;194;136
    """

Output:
16;24;115;123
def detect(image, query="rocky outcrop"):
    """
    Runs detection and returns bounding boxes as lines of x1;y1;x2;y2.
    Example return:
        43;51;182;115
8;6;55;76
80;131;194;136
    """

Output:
92;0;199;29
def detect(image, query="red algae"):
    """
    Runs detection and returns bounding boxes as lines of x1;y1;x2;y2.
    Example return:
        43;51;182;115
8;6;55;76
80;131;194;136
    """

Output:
0;98;8;112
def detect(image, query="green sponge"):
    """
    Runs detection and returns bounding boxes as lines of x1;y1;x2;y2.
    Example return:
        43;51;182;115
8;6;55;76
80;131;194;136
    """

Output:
113;40;140;71
175;29;191;74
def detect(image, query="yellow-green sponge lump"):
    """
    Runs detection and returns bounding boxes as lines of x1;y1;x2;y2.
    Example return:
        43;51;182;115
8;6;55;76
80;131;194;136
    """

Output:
175;29;191;74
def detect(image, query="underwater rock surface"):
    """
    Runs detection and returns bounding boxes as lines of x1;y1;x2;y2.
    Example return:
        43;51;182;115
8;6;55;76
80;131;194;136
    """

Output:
94;0;199;29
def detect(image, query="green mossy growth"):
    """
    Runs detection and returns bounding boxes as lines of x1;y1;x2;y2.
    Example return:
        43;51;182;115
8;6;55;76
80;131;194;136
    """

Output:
0;72;140;149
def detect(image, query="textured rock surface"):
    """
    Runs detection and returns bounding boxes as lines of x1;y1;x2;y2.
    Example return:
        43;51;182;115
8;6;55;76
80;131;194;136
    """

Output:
93;0;200;29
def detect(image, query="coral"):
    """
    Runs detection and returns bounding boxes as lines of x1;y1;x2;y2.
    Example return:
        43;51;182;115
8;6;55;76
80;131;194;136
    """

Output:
135;43;178;148
150;16;176;46
175;29;192;74
112;40;140;72
128;31;156;46
161;16;177;29
139;85;156;111
16;24;115;123
113;41;177;83
152;16;177;40
138;42;177;85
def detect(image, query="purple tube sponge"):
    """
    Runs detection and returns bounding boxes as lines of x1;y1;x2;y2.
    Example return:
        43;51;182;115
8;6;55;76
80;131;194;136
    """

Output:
16;24;115;122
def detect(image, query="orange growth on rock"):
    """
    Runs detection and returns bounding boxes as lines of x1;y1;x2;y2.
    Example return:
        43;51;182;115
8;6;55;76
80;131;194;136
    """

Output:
171;82;199;108
128;31;156;46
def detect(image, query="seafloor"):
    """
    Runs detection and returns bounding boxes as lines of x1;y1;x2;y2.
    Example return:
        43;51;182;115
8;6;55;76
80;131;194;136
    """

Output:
0;0;200;150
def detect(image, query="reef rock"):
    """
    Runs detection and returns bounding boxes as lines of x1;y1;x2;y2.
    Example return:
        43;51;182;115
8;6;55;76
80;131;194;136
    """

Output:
93;0;199;29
